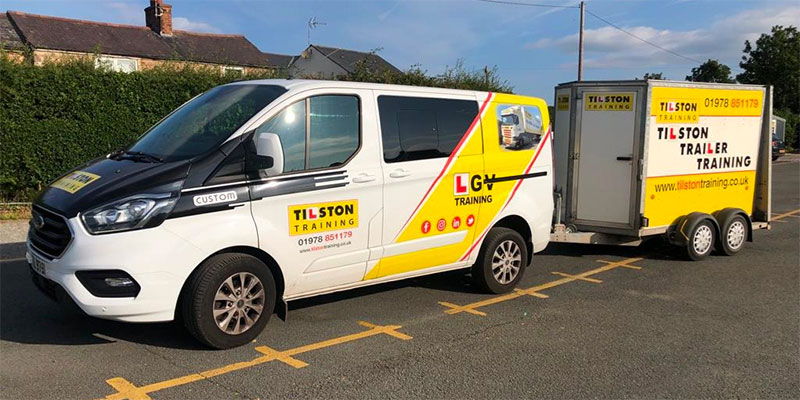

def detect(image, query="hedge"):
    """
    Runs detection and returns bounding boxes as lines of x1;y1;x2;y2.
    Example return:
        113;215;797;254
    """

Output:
0;57;283;200
0;55;513;201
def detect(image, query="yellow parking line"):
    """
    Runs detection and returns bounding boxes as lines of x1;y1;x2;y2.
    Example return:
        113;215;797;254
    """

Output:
97;321;411;400
551;271;602;283
440;257;644;316
773;208;800;221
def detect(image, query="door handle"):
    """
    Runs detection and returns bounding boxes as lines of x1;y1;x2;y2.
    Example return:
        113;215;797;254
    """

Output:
389;169;411;178
616;156;633;161
352;173;377;183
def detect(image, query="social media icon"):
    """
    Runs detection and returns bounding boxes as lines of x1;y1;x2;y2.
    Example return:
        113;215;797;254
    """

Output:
437;218;446;231
466;214;475;227
452;216;461;229
422;221;431;234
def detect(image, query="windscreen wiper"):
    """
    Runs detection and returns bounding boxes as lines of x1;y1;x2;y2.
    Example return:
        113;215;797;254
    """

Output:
110;150;164;163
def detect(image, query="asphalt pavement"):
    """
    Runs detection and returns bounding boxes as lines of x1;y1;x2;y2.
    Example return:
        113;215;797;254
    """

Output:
1;160;798;400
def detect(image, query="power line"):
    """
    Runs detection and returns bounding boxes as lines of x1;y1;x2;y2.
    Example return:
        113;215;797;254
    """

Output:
476;0;579;9
584;9;703;64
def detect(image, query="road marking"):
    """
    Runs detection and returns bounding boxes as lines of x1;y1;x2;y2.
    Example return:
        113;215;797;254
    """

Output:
0;257;26;263
96;321;411;400
439;257;644;316
551;271;602;283
772;209;800;221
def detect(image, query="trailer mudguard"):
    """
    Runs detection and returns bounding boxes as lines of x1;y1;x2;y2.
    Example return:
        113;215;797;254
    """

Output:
668;212;719;247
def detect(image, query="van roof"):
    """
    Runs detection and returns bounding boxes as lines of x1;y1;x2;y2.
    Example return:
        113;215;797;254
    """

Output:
227;79;498;98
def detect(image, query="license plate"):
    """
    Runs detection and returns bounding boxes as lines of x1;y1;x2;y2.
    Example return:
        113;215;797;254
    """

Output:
31;255;47;277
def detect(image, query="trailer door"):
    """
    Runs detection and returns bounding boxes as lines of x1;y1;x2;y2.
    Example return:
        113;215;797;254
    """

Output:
573;88;641;227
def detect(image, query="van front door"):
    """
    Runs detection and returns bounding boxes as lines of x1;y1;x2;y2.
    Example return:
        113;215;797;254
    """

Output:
573;88;641;227
247;89;383;298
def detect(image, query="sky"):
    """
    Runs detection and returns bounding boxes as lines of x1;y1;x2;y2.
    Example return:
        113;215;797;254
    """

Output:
3;0;799;103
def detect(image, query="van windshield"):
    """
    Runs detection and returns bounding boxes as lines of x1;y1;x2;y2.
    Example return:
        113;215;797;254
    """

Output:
128;84;286;162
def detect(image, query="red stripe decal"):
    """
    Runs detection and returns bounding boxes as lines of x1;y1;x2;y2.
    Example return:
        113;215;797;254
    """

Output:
459;128;552;261
394;92;494;241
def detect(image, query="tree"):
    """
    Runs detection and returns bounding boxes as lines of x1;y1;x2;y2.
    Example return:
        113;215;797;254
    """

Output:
685;59;734;83
643;72;665;80
737;25;799;114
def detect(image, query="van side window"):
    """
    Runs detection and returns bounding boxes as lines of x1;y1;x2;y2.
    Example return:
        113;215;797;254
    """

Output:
256;100;307;173
255;95;360;175
378;96;478;163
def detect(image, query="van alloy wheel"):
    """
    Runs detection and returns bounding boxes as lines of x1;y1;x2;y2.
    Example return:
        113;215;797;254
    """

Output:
492;240;522;284
182;253;276;349
213;272;265;335
472;227;528;294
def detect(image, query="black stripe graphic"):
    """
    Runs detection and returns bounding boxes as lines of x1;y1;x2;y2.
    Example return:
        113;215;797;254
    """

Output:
485;171;548;184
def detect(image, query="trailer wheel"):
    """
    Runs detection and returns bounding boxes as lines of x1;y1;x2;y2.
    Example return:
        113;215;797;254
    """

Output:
716;214;747;256
686;219;716;261
182;253;276;349
472;227;528;294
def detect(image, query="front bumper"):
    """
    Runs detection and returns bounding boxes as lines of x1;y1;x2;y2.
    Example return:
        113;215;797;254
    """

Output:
25;216;205;323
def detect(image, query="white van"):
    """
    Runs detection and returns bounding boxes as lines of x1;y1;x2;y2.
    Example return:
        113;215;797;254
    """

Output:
27;80;554;348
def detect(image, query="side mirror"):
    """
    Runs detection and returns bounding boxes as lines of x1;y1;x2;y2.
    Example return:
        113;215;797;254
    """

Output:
255;132;283;176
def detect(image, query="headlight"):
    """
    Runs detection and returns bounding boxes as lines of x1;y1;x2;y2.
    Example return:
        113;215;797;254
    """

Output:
81;194;177;234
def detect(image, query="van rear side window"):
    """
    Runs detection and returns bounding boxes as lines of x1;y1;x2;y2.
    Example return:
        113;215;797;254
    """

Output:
378;96;478;163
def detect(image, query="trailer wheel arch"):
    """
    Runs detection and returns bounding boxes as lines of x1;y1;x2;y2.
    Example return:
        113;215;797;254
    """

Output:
713;208;753;243
492;214;534;264
670;212;720;247
175;246;286;321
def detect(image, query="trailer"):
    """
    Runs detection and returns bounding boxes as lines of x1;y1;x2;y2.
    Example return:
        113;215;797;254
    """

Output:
551;80;772;260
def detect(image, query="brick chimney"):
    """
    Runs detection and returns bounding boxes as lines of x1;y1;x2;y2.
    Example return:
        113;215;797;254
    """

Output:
145;0;173;36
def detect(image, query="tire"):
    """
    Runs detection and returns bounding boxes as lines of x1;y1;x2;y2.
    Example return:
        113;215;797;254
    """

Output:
182;253;276;349
716;214;747;256
686;219;716;261
471;227;528;294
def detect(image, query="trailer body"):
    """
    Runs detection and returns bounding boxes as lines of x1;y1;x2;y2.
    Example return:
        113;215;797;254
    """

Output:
552;80;771;246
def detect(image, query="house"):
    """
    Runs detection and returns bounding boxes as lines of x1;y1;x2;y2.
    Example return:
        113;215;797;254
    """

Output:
0;0;294;74
0;0;401;77
290;44;401;78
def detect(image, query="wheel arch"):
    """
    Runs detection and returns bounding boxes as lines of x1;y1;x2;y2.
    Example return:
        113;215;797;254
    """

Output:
175;245;286;320
491;214;534;263
670;212;719;246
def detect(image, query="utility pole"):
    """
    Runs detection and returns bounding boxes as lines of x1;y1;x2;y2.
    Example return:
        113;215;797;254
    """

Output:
578;1;585;81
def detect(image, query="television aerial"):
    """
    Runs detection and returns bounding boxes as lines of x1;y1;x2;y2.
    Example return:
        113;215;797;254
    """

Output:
307;17;326;45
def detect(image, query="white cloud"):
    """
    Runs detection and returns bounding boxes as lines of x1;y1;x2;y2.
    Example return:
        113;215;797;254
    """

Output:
103;2;144;25
172;17;220;34
526;5;800;69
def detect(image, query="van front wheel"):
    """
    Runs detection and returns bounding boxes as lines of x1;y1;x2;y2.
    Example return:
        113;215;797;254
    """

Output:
182;253;276;349
472;227;528;294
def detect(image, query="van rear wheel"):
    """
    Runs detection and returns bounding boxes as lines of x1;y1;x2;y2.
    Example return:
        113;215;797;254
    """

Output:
182;253;276;349
472;227;528;294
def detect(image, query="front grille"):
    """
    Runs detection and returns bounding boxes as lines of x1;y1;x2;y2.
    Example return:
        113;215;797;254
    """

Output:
29;206;72;259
